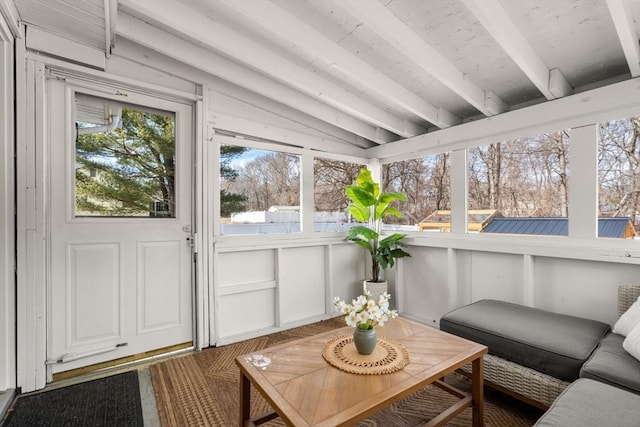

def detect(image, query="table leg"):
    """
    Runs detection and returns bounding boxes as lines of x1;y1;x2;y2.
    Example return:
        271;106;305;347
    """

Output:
240;371;251;427
472;356;485;427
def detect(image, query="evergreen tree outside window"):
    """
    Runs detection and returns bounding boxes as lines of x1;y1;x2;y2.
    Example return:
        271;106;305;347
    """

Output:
75;96;177;218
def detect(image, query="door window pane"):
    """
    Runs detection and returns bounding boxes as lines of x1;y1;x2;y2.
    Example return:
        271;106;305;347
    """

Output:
75;95;176;218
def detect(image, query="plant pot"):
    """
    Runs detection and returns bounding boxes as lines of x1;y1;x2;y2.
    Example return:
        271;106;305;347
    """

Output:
353;327;377;355
363;280;387;302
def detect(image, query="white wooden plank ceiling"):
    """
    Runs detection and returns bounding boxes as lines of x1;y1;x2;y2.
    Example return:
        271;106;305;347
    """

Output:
11;0;640;149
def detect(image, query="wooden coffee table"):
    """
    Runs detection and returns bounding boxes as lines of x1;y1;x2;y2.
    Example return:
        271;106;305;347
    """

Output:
236;317;488;426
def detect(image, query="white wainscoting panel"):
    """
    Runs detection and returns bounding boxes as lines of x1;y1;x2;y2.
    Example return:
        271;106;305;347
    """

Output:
218;289;276;337
534;257;640;325
68;243;120;344
329;243;363;302
279;246;325;323
138;240;181;332
470;252;523;303
218;249;275;287
402;247;448;326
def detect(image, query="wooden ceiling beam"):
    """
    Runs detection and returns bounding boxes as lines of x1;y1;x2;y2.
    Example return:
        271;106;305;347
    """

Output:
606;0;640;78
337;0;507;116
219;0;460;129
462;0;572;99
118;0;416;141
116;13;392;144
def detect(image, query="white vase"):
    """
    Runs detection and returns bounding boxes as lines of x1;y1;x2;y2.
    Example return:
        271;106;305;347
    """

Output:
363;280;387;302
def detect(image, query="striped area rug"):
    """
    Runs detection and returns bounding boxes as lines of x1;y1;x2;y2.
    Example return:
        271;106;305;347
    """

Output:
150;319;543;426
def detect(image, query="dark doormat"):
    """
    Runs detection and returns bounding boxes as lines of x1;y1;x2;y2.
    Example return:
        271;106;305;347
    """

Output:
2;371;144;427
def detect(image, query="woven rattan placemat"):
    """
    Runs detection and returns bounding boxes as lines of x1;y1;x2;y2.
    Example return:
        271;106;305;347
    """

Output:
322;334;410;375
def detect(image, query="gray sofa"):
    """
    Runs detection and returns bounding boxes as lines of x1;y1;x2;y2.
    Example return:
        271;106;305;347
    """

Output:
534;378;640;427
440;284;640;425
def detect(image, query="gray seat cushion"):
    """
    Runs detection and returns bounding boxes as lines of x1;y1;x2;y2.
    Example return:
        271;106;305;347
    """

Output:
440;300;611;381
580;332;640;394
534;378;640;426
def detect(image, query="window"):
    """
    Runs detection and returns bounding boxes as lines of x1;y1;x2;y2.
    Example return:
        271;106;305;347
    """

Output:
75;94;176;218
469;130;570;236
219;144;301;235
313;157;363;232
598;115;640;239
382;154;451;231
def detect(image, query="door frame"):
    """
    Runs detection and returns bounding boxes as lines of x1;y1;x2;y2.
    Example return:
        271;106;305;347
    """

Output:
0;11;16;393
16;54;207;391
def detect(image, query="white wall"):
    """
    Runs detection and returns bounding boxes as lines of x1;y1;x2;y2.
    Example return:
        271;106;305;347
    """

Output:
212;241;363;345
400;237;640;327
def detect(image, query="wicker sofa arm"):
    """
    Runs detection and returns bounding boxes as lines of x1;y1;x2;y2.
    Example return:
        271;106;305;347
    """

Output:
618;284;640;317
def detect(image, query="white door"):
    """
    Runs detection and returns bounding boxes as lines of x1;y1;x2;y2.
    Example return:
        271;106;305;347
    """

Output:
47;80;194;375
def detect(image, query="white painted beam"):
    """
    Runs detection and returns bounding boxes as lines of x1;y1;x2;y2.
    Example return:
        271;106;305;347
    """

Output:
112;38;369;148
369;77;640;161
119;0;419;139
607;0;640;77
206;112;368;157
549;68;573;99
462;0;571;99
117;13;394;144
219;0;460;129
337;0;507;116
0;0;23;38
26;26;105;70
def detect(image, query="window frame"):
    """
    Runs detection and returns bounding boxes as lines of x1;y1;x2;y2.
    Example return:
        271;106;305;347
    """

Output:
211;133;368;241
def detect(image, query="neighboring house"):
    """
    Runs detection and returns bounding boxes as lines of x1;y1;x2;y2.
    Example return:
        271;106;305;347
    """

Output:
419;209;503;232
481;217;637;239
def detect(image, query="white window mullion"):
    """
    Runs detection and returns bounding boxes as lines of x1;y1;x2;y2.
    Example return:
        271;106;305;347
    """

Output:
301;150;314;234
569;124;598;239
450;149;468;234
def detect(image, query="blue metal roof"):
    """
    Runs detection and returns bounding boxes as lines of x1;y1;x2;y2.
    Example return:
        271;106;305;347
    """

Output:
481;217;634;238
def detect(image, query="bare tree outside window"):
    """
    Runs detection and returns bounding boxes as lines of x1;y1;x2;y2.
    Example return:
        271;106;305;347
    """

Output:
599;115;640;229
382;154;451;227
313;158;363;231
469;131;570;218
220;145;301;234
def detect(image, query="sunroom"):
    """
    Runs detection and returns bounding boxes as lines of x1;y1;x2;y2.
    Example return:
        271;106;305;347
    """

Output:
1;0;640;425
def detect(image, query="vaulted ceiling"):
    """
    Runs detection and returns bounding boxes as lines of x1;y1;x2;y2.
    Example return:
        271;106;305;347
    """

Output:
8;0;640;149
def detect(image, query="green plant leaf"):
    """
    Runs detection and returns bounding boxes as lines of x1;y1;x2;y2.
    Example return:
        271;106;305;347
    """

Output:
347;225;379;240
346;204;370;222
379;192;408;203
380;207;403;219
389;248;411;258
345;186;376;207
379;233;406;245
351;239;372;251
355;168;373;186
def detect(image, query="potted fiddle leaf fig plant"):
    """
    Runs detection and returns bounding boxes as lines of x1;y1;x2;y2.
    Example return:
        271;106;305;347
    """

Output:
345;168;411;299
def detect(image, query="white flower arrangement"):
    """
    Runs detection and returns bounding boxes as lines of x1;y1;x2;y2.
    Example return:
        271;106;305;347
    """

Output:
333;291;399;330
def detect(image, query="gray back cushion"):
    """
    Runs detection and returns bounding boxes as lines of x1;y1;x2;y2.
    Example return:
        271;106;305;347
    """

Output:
580;332;640;394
